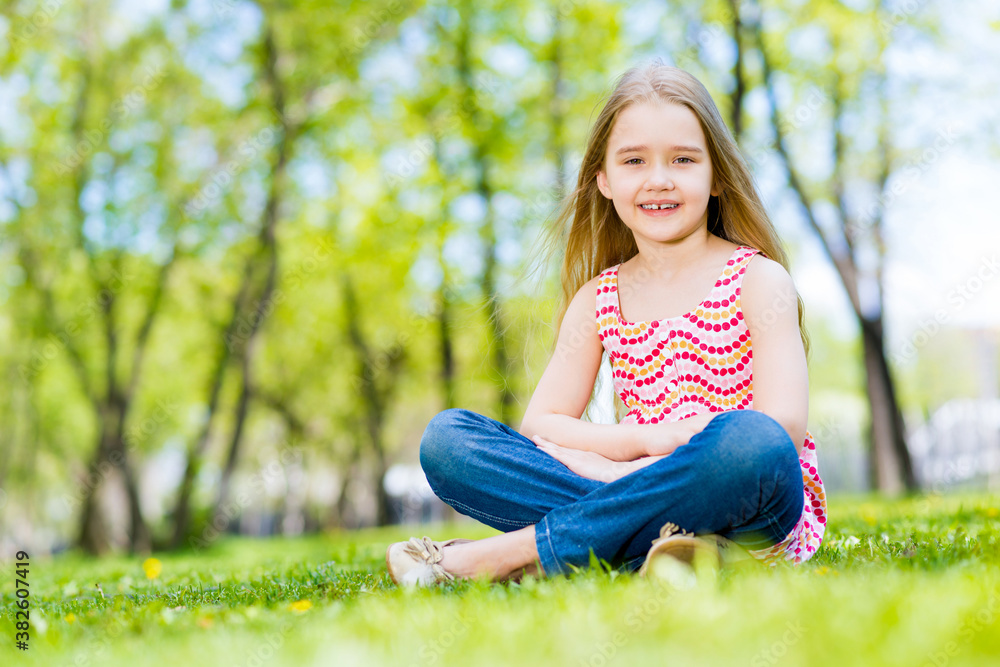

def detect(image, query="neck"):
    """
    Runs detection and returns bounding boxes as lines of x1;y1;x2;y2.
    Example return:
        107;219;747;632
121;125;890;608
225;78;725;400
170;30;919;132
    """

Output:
631;230;719;280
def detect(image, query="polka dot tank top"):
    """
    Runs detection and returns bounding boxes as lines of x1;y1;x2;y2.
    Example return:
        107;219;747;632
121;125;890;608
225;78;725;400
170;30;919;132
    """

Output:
595;245;826;565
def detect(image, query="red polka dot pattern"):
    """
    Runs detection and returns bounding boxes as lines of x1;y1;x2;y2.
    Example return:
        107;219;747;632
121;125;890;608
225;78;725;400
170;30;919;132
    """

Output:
595;245;827;566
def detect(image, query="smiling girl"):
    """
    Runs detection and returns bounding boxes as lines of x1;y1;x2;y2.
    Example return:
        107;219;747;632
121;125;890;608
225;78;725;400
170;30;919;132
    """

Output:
386;59;826;586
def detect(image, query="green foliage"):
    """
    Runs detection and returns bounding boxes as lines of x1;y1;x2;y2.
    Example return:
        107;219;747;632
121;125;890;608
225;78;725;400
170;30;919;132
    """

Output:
0;0;981;549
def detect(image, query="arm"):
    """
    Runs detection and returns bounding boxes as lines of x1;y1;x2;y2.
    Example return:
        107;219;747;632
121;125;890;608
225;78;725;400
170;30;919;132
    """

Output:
518;276;649;462
532;434;671;482
521;276;723;462
740;256;809;456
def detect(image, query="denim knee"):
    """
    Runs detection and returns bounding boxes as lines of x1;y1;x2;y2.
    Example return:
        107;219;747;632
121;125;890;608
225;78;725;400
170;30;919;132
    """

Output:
419;408;471;480
709;409;799;472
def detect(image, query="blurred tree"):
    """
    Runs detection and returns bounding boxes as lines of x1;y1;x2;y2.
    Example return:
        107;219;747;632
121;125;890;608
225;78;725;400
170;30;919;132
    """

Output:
5;0;969;554
1;0;227;553
452;0;516;425
746;0;917;492
173;0;422;539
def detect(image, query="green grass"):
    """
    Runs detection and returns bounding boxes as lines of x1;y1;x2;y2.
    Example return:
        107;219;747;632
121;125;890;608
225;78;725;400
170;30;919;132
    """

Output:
2;492;1000;666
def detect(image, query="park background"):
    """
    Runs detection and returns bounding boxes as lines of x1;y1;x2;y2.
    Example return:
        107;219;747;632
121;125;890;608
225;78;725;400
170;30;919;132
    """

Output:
2;0;998;556
0;1;999;664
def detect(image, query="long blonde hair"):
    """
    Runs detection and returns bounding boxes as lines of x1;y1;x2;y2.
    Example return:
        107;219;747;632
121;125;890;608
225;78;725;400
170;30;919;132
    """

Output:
535;59;808;349
524;59;809;421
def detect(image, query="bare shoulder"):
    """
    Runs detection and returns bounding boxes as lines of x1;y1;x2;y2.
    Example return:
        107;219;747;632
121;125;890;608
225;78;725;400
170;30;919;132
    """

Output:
567;273;602;312
559;273;605;336
743;253;795;290
579;272;604;301
741;254;798;330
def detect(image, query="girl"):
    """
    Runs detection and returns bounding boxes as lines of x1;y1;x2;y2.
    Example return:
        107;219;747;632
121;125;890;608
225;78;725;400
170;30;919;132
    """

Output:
386;60;826;587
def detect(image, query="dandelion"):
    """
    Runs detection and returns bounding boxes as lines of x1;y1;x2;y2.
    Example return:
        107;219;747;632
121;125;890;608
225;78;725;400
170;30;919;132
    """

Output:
289;599;313;613
987;507;998;518
143;557;162;580
816;566;830;575
64;613;76;623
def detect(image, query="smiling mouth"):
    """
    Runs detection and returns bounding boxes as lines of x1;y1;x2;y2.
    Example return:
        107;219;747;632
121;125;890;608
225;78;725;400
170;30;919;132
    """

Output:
639;203;679;210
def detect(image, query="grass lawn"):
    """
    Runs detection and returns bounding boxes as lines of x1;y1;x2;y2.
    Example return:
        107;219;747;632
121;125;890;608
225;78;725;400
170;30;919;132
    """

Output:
2;492;1000;666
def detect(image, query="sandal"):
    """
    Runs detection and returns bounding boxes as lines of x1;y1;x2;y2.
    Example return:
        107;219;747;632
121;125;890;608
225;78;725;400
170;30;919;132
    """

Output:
385;536;474;587
638;522;730;577
638;522;761;577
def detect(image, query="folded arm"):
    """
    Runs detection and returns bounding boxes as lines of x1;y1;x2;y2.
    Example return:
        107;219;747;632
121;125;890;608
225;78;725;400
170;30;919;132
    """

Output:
532;434;668;482
518;274;647;462
518;275;716;464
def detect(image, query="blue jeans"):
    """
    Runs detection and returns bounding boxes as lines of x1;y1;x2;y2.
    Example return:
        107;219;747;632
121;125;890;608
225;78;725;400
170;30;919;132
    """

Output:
419;408;805;576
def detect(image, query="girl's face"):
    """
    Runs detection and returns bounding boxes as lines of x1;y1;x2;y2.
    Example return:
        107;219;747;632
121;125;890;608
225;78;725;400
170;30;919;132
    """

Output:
596;101;719;248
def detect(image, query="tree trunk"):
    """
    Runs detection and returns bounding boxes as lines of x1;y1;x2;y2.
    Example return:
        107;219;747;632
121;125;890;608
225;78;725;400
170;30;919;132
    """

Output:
170;260;256;547
43;50;154;555
111;423;152;553
455;6;515;426
437;271;457;411
76;400;152;554
103;290;152;554
548;9;568;197
76;437;111;555
342;272;406;526
332;459;358;529
861;317;917;493
748;8;917;492
726;0;746;139
170;22;292;548
208;46;287;531
208;252;280;531
372;451;393;527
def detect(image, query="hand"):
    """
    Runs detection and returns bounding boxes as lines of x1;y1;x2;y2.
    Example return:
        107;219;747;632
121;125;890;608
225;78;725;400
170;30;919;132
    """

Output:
532;435;636;483
641;412;718;457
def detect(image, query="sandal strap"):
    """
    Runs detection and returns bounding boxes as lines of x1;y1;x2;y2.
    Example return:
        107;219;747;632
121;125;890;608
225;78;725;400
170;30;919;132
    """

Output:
400;536;459;582
657;521;694;540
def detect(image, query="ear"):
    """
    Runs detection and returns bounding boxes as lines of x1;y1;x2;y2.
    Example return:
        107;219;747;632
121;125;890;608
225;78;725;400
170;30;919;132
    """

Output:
596;169;612;199
710;179;721;198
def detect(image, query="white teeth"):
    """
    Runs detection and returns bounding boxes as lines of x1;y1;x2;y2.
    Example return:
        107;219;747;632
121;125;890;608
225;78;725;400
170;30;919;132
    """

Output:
640;203;678;210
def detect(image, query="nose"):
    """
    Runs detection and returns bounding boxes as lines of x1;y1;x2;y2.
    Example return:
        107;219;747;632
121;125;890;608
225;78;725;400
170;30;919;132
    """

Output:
644;161;674;191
